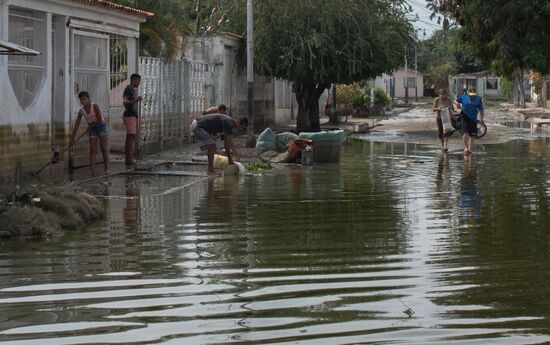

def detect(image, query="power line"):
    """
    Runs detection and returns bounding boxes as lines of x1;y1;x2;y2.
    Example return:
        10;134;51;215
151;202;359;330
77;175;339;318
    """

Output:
417;19;441;28
407;0;434;15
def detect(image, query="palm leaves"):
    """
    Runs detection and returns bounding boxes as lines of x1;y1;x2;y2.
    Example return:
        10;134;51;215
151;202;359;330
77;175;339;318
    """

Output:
110;0;194;60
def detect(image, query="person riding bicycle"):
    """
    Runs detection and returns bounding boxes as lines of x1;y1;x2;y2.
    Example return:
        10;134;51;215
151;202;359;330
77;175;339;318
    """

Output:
454;88;484;155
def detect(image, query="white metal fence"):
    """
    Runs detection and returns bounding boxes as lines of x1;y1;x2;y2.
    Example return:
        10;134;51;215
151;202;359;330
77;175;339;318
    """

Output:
138;57;209;148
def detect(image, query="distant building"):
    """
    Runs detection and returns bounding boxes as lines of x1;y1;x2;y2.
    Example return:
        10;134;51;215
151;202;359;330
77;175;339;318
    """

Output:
0;0;152;178
391;68;424;100
449;72;504;99
374;68;424;101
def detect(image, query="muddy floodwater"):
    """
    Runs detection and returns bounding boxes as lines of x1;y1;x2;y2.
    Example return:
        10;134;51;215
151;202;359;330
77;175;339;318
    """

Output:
2;124;550;343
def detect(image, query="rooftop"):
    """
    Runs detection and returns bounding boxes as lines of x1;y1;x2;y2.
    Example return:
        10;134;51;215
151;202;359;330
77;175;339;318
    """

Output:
72;0;154;18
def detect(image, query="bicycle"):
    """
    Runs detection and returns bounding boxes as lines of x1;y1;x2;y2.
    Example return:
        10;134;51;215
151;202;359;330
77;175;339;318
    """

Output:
448;111;487;139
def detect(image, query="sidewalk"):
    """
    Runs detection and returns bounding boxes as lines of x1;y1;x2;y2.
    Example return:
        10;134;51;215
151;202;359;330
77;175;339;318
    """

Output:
321;107;411;134
501;102;550;133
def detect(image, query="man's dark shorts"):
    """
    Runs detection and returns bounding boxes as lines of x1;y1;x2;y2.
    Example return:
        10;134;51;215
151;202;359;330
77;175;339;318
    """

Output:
462;114;477;137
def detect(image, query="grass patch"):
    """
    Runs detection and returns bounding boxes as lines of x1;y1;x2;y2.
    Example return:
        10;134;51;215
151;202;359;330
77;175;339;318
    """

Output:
245;162;272;171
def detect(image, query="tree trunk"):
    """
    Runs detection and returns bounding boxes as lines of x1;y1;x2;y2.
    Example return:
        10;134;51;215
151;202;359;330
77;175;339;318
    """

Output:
517;68;526;109
294;81;329;133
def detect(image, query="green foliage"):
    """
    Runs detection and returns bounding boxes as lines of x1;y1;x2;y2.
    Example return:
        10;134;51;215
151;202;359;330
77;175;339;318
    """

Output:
500;77;513;100
351;93;367;109
218;0;413;84
426;62;458;90
214;0;413;131
351;87;389;108
428;0;550;77
373;88;390;106
110;0;197;59
416;28;485;75
336;84;362;107
245;162;272;171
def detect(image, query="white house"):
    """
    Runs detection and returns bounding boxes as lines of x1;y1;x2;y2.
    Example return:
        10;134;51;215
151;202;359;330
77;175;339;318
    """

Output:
449;72;504;99
372;68;424;101
391;68;424;100
0;0;152;178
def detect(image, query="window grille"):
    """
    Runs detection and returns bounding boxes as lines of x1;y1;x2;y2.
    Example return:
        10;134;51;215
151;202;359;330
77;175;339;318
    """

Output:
8;9;46;109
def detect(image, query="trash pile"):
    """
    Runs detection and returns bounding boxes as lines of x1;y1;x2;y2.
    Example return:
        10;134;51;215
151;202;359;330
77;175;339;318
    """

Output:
256;128;345;164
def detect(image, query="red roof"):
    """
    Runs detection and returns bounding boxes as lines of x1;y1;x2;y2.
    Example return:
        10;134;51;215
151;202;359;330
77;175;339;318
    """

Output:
72;0;154;18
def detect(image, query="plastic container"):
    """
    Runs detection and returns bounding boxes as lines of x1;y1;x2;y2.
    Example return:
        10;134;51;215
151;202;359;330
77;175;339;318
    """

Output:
213;154;229;169
223;162;245;175
298;130;345;163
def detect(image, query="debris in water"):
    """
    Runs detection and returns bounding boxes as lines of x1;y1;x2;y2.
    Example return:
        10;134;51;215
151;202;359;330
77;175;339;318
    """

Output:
403;308;415;318
0;187;104;240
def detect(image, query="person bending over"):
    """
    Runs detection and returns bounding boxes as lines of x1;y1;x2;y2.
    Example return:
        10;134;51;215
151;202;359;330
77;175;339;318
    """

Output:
192;113;248;175
202;104;228;115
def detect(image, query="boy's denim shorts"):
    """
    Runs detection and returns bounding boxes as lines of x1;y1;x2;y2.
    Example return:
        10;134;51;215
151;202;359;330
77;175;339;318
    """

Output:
89;122;109;138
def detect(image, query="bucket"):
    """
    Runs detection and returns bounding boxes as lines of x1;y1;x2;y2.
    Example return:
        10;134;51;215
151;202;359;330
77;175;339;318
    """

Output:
213;154;229;169
223;162;245;176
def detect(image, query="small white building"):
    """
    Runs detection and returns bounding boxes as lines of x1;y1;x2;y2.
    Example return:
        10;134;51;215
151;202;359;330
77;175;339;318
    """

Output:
391;68;424;100
373;68;424;101
0;0;152;178
449;72;503;99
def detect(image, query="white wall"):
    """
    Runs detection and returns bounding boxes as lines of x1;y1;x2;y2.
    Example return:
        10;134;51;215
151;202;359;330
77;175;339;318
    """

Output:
392;68;424;99
0;0;145;177
374;74;392;96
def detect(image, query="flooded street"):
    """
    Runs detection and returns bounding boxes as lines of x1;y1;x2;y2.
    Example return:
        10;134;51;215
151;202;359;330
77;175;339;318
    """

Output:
2;109;550;344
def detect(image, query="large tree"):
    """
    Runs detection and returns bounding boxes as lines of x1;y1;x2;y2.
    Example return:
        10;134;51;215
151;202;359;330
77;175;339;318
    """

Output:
217;0;413;132
427;0;550;107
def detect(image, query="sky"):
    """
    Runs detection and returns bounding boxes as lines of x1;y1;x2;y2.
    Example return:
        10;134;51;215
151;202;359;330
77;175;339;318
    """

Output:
407;0;443;39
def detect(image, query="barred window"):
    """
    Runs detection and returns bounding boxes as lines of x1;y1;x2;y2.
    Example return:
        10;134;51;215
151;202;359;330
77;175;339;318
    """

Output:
8;9;46;109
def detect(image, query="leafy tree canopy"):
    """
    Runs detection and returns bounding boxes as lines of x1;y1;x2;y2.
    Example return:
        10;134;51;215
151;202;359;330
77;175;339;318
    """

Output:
215;0;414;131
427;0;550;77
220;0;414;85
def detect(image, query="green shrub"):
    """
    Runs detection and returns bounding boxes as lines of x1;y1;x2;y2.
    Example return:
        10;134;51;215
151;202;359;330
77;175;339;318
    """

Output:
373;87;390;106
351;87;388;108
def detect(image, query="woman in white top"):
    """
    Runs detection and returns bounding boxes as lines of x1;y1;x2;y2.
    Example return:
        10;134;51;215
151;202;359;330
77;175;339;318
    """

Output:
71;91;110;176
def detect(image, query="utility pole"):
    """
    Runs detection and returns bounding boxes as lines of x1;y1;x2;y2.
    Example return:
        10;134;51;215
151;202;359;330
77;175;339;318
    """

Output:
404;48;408;103
246;0;255;147
414;44;418;102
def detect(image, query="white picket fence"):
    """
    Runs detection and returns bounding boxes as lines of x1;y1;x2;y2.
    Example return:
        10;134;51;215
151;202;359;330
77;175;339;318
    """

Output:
139;57;209;148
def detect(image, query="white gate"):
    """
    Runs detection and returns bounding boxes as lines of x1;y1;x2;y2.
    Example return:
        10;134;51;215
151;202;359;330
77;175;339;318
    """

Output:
138;58;209;148
70;30;110;168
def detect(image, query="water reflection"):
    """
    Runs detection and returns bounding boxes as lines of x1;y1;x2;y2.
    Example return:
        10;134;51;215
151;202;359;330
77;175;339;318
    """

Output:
123;177;140;228
1;140;550;344
459;155;481;221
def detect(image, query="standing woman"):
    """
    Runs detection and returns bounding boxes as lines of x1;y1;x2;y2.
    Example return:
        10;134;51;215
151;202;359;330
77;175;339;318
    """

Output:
432;88;453;152
71;91;110;176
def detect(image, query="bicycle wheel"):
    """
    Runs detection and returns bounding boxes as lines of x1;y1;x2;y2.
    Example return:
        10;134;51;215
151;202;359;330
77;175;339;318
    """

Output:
475;122;487;139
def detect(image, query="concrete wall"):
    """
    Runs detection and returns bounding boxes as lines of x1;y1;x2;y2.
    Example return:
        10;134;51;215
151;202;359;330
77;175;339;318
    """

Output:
374;74;393;96
0;2;53;179
0;0;144;179
184;35;295;130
